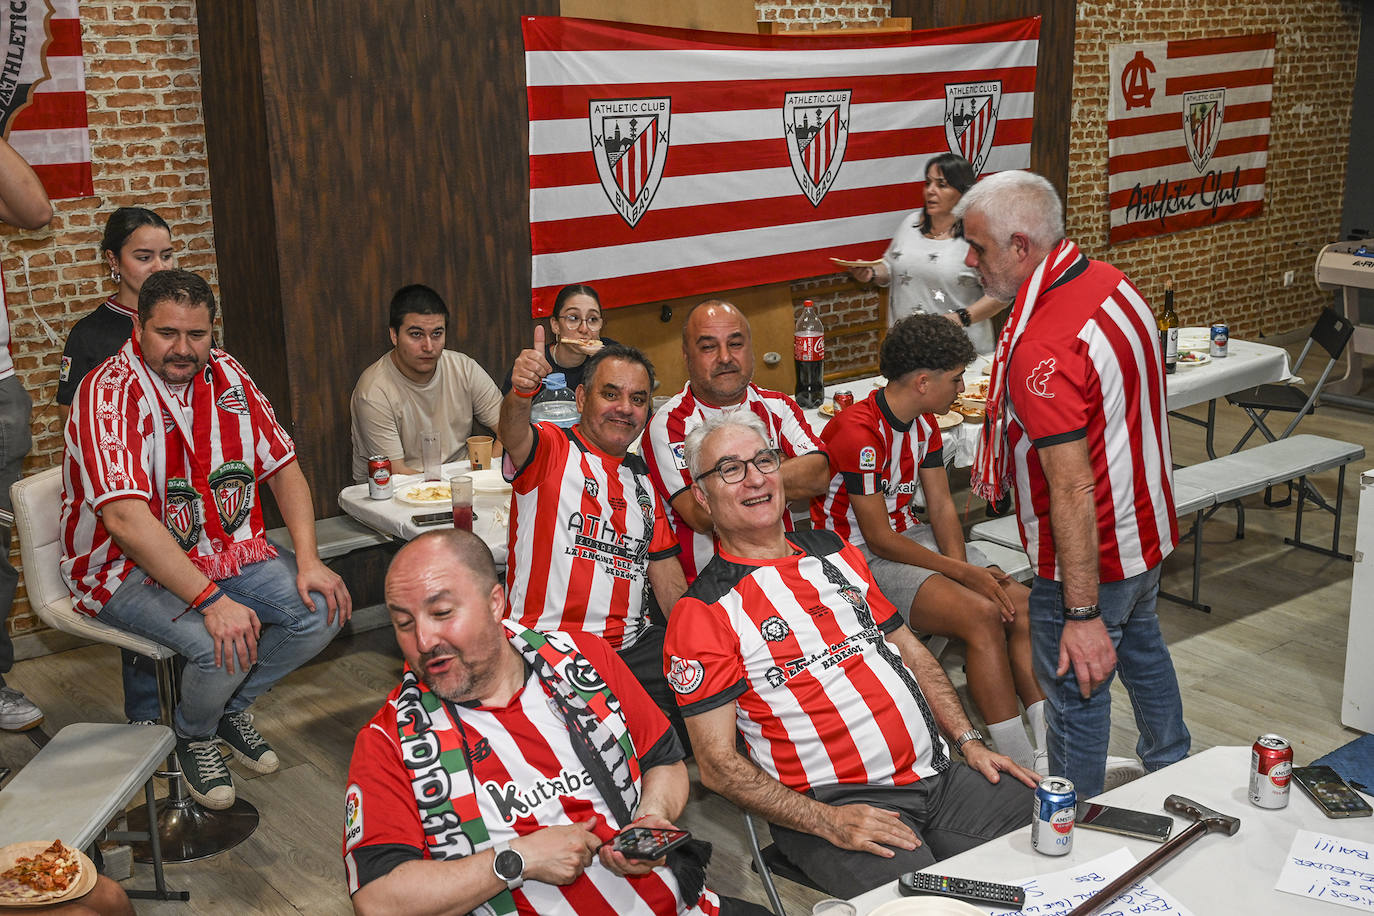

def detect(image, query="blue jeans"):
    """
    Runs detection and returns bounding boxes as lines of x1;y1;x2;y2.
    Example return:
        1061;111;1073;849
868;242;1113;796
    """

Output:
121;649;162;721
1029;566;1190;797
97;552;339;739
0;375;31;682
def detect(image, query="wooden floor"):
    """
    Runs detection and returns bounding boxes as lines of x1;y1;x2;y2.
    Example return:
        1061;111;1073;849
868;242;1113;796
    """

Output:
2;337;1371;914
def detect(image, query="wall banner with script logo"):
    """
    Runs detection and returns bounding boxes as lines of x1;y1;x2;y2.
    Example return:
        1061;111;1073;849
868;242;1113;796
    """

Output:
1107;33;1274;245
523;16;1040;316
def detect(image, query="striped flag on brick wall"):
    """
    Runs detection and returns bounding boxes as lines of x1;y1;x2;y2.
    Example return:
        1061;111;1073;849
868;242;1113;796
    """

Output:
1107;33;1274;245
0;0;93;201
523;16;1039;316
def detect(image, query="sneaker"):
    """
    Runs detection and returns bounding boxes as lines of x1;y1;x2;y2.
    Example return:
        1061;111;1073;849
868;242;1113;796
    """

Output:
176;736;235;810
1103;755;1145;791
127;718;159;726
0;686;43;731
217;711;279;775
1033;748;1049;776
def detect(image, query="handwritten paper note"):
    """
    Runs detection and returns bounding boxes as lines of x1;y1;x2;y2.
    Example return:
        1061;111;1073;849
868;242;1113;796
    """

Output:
1276;829;1374;912
983;848;1195;916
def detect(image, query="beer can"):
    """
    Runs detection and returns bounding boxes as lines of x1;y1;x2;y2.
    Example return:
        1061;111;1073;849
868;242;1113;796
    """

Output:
833;390;854;412
1031;776;1075;855
1210;322;1229;358
367;456;393;500
1249;733;1292;808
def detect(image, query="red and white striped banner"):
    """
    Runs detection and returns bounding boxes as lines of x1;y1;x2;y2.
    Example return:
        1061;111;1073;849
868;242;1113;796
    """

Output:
0;0;92;201
1107;33;1274;245
523;16;1039;316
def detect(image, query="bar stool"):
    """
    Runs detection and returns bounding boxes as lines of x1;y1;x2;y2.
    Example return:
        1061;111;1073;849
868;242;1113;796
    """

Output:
11;466;258;862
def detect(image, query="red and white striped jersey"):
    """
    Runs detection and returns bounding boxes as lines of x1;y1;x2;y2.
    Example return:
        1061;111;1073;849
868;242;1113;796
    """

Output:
1005;256;1178;581
811;389;944;548
645;382;823;582
344;631;720;915
506;424;679;650
665;530;949;793
61;343;296;616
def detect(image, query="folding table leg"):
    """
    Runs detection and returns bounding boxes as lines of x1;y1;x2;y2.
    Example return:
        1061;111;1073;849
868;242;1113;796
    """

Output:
1284;468;1353;561
1159;509;1211;613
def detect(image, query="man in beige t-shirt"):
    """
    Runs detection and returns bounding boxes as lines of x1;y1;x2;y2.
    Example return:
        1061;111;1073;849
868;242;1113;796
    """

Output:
350;284;502;482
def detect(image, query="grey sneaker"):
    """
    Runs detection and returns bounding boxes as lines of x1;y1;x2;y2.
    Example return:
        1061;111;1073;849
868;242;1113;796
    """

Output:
1103;755;1145;791
217;711;279;774
176;736;235;810
127;719;159;727
0;686;43;731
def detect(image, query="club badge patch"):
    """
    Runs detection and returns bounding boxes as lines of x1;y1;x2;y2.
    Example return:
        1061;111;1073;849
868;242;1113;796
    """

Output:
858;446;877;471
209;460;255;532
590;97;672;228
164;478;203;550
216;385;251;416
944;81;1001;175
344;783;364;851
667;655;705;695
672;442;688;470
59;355;71;382
1183;88;1225;173
784;90;850;207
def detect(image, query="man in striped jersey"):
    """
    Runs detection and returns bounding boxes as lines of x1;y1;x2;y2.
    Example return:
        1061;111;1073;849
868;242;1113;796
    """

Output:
812;313;1046;772
645;300;828;584
956;171;1190;798
61;269;351;811
500;332;688;741
345;530;767;916
666;413;1035;898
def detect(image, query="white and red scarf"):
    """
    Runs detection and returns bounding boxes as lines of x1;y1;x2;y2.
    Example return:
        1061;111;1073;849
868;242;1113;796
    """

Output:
972;239;1083;502
123;336;279;580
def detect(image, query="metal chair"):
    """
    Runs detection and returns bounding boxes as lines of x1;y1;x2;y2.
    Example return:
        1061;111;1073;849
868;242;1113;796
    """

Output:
11;466;258;864
742;809;823;916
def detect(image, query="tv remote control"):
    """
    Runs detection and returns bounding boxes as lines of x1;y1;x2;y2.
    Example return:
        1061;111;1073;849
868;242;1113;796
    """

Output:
898;871;1025;909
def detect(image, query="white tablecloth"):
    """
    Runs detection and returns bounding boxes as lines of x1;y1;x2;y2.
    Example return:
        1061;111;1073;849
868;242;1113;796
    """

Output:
848;745;1374;915
338;461;510;567
807;339;1292;468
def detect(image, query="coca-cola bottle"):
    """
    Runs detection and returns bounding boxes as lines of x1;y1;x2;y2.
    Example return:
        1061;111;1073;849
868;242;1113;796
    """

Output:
794;299;824;409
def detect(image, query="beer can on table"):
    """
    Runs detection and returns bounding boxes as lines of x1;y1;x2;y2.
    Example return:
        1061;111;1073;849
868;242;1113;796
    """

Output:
1031;776;1075;855
1250;733;1293;808
367;456;393;500
833;390;855;413
1210;322;1230;358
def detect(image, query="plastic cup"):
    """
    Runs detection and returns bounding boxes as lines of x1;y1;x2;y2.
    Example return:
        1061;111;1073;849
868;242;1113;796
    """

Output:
450;475;474;531
467;436;494;471
421;431;442;481
811;901;856;916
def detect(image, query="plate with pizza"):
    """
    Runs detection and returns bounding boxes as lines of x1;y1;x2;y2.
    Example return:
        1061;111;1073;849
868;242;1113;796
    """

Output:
0;839;95;906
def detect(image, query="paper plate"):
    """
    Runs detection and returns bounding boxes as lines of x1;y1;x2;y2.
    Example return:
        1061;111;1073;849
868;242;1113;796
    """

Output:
936;411;964;429
467;468;512;494
0;841;96;907
819;403;836;417
395;481;452;506
865;897;988;916
1177;351;1211;368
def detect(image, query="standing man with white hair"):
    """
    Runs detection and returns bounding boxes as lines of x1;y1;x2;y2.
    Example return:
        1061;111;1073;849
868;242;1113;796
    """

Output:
954;170;1190;797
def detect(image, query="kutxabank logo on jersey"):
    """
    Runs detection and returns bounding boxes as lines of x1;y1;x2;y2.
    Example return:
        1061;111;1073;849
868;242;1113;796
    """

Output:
944;81;1001;175
589;97;671;228
1183;89;1225;173
784;90;850;206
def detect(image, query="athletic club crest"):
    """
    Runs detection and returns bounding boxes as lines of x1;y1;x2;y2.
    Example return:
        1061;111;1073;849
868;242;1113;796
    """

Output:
216;385;250;416
944;81;1002;175
1183;88;1225;173
784;90;850;206
164;478;203;550
209;460;255;532
590;97;671;228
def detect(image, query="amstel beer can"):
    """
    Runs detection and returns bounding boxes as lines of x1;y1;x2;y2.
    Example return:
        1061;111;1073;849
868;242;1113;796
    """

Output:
367;456;393;500
1031;777;1075;855
1210;322;1230;358
1250;734;1292;808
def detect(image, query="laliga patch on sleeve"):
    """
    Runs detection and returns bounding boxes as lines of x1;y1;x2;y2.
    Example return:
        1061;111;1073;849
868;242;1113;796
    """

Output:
344;783;365;850
667;655;705;694
59;355;71;381
672;442;688;470
1026;357;1057;399
858;446;877;470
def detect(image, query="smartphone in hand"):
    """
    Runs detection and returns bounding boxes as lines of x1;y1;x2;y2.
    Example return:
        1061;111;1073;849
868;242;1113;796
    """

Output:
611;826;691;860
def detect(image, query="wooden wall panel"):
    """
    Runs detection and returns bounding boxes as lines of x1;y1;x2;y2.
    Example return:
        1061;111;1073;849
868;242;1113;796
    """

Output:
892;0;1076;199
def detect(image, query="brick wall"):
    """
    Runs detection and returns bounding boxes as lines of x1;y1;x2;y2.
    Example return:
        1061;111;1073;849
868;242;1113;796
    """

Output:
2;1;214;650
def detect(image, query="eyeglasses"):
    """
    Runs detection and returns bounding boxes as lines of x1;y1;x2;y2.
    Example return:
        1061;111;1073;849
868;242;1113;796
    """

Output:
695;448;784;484
558;313;603;329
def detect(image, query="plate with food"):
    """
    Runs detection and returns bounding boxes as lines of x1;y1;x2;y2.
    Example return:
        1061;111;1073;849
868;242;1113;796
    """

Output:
395;481;452;506
828;256;885;270
936;411;964;429
1177;350;1211;367
952;402;985;421
0;840;95;907
963;378;990;400
818;402;836;417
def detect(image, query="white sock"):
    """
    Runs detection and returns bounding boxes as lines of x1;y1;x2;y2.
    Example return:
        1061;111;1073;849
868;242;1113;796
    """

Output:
987;716;1037;770
1026;700;1048;752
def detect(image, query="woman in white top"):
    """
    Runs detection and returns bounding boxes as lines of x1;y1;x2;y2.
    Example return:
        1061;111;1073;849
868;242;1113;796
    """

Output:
849;153;1007;355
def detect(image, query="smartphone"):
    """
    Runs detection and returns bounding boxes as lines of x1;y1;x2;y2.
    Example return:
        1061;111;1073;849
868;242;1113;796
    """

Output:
612;826;691;860
411;511;451;527
1292;765;1374;818
1075;802;1173;842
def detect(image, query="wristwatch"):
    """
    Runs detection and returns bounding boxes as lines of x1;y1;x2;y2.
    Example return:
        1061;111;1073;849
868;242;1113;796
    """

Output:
954;728;984;754
492;841;524;890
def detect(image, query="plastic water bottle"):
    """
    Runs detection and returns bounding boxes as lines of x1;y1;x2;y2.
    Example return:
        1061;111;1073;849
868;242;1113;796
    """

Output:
794;300;824;409
530;372;580;428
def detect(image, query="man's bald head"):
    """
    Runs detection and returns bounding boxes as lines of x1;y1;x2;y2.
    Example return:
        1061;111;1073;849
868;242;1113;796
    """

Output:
682;298;753;406
387;529;500;593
